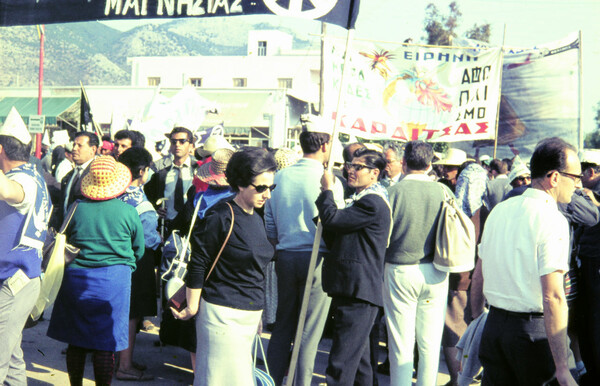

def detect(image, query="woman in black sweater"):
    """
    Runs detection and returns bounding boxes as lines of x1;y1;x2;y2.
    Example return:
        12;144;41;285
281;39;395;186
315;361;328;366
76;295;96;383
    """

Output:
316;147;392;386
172;147;276;386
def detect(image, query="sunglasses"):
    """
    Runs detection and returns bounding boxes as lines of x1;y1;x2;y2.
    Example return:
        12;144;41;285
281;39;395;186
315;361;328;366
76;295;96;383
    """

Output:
250;183;277;193
345;162;374;171
170;138;190;145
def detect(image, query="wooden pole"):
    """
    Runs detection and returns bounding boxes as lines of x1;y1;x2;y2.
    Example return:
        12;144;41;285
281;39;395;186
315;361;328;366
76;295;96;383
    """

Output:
35;25;44;159
492;24;507;159
284;27;355;386
319;22;327;116
578;30;583;150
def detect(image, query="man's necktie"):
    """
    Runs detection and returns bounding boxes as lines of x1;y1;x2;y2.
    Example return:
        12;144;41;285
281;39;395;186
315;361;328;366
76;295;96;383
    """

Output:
174;167;184;214
68;167;82;208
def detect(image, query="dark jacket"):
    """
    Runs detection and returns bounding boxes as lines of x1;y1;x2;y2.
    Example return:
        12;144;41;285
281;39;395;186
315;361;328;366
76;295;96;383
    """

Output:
315;190;391;307
144;155;198;208
49;164;89;230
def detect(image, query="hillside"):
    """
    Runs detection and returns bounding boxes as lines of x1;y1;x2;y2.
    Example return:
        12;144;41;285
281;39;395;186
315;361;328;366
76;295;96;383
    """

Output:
0;18;319;87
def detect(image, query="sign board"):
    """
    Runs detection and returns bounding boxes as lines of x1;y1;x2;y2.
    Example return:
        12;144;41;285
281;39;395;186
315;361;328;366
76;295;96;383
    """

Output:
28;115;45;134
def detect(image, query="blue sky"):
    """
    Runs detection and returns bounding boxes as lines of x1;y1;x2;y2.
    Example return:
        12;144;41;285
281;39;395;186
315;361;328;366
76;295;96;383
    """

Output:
102;0;600;134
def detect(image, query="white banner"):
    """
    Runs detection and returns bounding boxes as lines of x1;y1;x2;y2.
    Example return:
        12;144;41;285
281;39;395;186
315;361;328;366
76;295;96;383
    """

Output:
323;39;503;142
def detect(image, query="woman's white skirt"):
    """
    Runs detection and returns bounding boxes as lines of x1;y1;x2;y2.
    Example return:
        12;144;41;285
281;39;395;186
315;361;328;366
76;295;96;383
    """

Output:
194;299;262;386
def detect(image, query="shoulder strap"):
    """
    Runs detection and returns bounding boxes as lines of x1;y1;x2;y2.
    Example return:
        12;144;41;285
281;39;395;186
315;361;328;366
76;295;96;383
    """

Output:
59;202;79;234
204;202;235;282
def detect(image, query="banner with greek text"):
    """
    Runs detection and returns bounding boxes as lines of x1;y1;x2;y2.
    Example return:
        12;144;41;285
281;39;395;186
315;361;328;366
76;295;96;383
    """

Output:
454;34;580;159
323;39;503;142
0;0;360;29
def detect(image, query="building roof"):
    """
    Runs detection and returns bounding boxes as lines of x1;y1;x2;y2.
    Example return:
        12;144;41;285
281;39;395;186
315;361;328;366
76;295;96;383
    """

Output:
0;97;79;125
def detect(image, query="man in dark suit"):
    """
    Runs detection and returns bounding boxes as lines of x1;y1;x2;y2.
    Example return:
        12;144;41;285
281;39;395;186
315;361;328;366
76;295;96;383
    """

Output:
144;127;197;234
50;132;98;229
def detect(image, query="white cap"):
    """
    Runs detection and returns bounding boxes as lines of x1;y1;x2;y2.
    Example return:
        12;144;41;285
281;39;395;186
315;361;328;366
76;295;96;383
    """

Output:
434;148;467;166
302;114;333;136
579;149;600;166
0;107;31;145
508;156;531;183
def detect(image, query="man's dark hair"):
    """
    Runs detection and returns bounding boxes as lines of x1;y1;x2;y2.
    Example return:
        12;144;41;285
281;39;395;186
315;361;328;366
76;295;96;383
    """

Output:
115;129;145;148
119;147;153;179
403;141;433;171
489;159;508;174
530;137;576;179
74;131;100;148
353;147;386;180
299;131;330;154
226;147;277;192
342;142;365;163
0;135;31;162
383;141;404;160
169;127;194;143
503;157;514;172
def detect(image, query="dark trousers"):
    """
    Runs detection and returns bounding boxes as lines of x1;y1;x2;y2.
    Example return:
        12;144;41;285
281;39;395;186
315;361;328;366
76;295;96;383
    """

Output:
326;297;379;386
578;257;600;382
479;306;555;385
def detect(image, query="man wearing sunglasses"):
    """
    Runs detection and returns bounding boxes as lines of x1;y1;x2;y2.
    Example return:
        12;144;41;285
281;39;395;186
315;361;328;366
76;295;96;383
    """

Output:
145;127;197;234
472;137;580;386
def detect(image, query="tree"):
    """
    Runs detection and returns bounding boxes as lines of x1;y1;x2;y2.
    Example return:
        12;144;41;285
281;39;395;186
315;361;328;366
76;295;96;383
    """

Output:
584;101;600;148
423;2;462;46
423;2;492;45
466;23;491;43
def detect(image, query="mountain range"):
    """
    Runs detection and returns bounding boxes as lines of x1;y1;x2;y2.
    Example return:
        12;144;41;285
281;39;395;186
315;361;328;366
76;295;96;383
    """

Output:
0;17;319;87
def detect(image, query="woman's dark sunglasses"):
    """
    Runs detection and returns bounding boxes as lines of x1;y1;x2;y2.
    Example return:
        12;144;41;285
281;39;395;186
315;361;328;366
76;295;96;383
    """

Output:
251;183;277;193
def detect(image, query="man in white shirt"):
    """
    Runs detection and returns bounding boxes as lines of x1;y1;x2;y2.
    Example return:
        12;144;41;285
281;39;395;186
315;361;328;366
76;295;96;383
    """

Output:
54;142;74;184
471;137;579;386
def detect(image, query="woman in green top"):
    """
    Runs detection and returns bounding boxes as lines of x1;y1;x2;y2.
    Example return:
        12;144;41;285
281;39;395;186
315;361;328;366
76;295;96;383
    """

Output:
48;156;145;385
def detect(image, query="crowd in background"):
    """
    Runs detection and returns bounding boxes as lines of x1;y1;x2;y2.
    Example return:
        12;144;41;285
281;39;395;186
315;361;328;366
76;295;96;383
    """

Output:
1;106;599;386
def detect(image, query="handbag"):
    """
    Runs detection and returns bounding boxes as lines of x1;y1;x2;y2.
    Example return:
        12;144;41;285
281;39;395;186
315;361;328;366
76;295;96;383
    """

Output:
254;334;275;386
433;186;476;273
167;202;235;312
31;202;79;321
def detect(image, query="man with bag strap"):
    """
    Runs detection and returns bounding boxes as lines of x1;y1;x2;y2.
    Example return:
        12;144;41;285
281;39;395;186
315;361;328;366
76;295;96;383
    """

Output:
471;137;579;385
383;140;451;385
0;107;51;384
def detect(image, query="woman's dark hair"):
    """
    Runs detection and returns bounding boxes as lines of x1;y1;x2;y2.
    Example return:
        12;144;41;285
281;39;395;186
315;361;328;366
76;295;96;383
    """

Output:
119;147;153;179
51;145;66;176
226;147;277;192
530;137;576;179
352;147;386;180
299;131;330;154
0;135;32;162
403;141;433;171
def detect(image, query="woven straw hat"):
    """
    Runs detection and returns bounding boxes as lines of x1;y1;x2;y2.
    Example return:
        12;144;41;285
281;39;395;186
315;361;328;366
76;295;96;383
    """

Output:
196;148;234;186
274;148;300;170
81;156;132;201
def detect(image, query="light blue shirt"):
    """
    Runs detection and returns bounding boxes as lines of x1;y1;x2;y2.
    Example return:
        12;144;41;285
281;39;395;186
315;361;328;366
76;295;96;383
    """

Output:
265;158;344;252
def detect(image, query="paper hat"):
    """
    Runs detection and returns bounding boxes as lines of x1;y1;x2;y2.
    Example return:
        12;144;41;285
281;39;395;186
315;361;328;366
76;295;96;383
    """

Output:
0;107;31;145
508;156;531;183
81;156;132;201
196;148;234;186
579;149;600;166
434;148;467;166
301;114;333;136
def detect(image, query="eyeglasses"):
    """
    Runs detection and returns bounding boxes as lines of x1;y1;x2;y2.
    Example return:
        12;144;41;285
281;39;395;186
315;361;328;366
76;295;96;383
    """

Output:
516;176;531;182
386;159;399;164
559;171;583;183
345;162;374;171
170;138;190;145
250;183;277;193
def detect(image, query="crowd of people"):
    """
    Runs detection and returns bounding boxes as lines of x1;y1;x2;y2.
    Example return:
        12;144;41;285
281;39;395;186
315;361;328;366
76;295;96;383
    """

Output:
0;105;599;386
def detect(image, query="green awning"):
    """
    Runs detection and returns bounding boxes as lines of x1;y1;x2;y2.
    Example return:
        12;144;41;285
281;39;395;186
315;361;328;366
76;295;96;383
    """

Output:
0;97;79;125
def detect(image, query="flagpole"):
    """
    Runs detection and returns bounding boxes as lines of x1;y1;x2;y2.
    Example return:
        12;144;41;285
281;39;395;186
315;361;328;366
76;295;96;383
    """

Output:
493;24;507;159
35;25;45;159
578;30;583;150
284;27;355;386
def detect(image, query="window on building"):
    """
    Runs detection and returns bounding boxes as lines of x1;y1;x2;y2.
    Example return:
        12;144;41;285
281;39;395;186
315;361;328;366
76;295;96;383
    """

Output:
233;78;247;87
258;41;267;56
147;77;161;86
190;78;202;87
278;78;293;89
